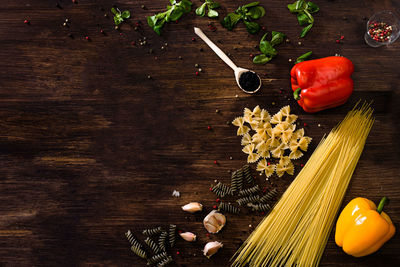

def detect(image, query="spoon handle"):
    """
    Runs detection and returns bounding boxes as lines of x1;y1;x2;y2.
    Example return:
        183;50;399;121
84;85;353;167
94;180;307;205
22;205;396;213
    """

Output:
194;27;238;71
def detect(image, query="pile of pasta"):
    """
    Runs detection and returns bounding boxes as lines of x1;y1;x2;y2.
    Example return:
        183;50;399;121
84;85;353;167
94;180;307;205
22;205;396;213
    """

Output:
232;105;311;178
232;104;374;267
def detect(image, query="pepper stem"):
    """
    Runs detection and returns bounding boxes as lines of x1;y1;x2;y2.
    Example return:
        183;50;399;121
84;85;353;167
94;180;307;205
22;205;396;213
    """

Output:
293;88;302;100
376;197;388;214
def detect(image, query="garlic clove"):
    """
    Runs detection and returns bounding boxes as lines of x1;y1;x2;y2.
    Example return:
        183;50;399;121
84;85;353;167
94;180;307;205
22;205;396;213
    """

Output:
203;210;226;234
179;232;197;242
182;202;203;213
203;241;223;258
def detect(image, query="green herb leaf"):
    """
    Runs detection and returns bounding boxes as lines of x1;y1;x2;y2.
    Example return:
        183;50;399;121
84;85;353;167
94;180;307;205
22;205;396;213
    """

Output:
287;0;318;38
259;41;277;56
297;12;312;25
270;31;285;46
253;54;272;64
148;0;192;34
112;7;130;26
221;13;241;30
287;3;298;13
300;23;313;37
121;10;130;19
243;2;260;8
208;9;218;18
295;0;306;10
114;16;123;25
221;2;264;33
244;20;260;34
295;51;312;64
306;1;319;13
247;6;265;19
195;3;206;16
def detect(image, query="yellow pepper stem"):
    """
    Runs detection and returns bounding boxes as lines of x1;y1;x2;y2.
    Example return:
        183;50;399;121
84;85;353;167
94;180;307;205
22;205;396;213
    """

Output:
376;197;388;214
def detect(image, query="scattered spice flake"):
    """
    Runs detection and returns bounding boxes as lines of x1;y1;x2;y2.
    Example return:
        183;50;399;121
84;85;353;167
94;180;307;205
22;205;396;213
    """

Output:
207;126;212;130
336;39;340;43
195;71;199;76
213;205;217;209
192;37;196;41
131;41;135;46
24;20;30;24
213;160;218;165
340;35;345;40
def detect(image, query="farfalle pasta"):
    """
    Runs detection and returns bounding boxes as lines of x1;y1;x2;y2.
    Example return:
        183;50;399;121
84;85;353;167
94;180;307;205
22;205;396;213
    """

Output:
232;105;312;178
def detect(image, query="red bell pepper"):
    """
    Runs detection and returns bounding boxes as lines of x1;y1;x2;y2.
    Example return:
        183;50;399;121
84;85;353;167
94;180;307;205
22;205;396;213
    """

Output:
290;56;354;113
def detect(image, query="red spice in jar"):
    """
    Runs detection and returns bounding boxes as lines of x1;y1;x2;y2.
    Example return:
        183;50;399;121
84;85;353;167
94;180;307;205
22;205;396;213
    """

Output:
368;21;393;42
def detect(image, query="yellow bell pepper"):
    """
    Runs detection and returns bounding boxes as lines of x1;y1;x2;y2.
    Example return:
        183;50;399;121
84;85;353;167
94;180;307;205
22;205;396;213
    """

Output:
335;197;395;257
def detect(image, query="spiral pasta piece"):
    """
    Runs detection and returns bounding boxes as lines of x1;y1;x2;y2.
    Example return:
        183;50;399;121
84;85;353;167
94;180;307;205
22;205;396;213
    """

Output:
143;226;162;236
218;202;241;214
237;195;260;206
168;224;176;248
238;185;260;197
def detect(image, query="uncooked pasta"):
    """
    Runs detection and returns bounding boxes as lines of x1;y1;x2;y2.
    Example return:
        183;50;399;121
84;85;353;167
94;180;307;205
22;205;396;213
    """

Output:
232;104;374;267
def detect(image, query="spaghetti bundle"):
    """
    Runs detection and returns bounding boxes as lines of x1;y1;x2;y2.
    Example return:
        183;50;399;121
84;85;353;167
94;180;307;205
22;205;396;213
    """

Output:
232;104;374;267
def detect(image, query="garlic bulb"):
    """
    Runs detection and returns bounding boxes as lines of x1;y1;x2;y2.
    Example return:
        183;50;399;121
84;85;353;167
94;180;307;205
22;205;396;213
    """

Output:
203;210;226;234
179;232;196;242
182;202;203;213
203;241;223;258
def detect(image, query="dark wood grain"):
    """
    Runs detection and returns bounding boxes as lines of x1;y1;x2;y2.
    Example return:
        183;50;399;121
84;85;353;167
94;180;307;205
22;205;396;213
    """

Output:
0;0;399;266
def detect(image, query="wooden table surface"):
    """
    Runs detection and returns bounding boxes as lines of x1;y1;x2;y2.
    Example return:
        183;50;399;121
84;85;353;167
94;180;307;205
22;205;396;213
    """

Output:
0;0;399;266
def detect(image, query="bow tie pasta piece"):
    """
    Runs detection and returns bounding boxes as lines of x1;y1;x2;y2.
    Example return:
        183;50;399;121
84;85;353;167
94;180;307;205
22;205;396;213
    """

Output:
256;159;276;177
232;117;250;136
241;133;252;146
270;111;284;124
276;157;294;177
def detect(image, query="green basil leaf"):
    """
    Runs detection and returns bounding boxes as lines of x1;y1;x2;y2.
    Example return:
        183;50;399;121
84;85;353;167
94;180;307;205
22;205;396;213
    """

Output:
195;3;206;16
300;23;313;37
295;51;312;64
257;6;266;17
207;9;219;18
114;16;123;25
270;31;285;46
253;54;272;64
306;1;319;13
221;13;241;30
167;8;183;22
247;6;265;19
181;0;193;13
147;15;157;28
295;0;306;10
244;20;260;34
297;12;311;25
121;10;130;19
260;41;277;56
169;0;176;5
111;7;118;15
287;3;298;13
243;2;260;8
260;32;268;43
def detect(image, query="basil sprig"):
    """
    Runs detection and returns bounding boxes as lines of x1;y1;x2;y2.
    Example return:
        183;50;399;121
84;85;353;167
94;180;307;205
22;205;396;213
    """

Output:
221;2;265;34
287;0;319;37
196;0;220;18
147;0;192;35
253;31;286;64
111;7;130;26
295;51;312;64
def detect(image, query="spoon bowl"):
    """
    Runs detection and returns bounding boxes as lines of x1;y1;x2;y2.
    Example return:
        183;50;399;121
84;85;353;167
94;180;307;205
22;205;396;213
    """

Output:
194;27;262;94
235;68;262;94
